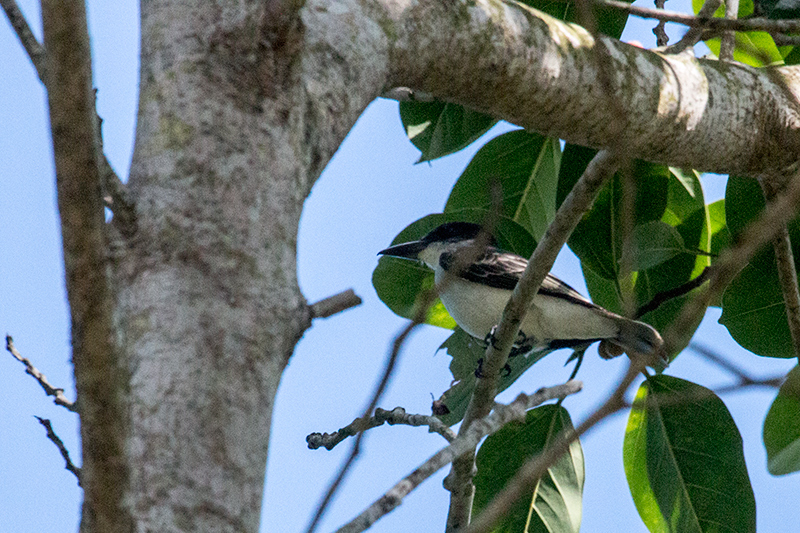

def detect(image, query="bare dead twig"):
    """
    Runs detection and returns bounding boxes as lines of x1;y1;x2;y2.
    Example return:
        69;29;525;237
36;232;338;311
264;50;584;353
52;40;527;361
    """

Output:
309;289;363;320
6;335;77;411
307;406;456;451
333;381;584;533
598;0;800;34
444;150;621;532
35;416;82;485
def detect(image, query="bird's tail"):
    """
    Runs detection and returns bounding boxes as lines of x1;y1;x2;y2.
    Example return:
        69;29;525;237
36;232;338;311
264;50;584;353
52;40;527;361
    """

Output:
599;317;667;369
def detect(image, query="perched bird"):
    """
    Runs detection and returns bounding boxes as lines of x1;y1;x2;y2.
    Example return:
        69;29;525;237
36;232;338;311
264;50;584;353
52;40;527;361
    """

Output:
379;221;665;364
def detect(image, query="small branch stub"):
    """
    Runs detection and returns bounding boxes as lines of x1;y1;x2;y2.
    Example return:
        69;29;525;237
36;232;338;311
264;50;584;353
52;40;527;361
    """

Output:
309;289;362;319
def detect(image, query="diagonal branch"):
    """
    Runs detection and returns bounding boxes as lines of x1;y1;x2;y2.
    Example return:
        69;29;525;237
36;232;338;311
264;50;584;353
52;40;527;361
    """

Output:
761;178;800;362
0;0;46;81
2;0;135;232
444;150;621;531
664;169;800;355
6;335;77;412
333;381;583;533
41;1;130;530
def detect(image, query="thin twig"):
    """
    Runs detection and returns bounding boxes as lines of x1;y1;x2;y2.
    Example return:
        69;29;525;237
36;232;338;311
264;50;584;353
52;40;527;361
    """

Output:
0;0;47;81
665;0;724;54
689;342;785;388
719;0;739;61
444;150;621;531
6;335;77;411
35;416;82;485
464;363;641;533
309;289;363;320
597;0;800;33
307;407;456;450
635;267;711;318
333;381;584;533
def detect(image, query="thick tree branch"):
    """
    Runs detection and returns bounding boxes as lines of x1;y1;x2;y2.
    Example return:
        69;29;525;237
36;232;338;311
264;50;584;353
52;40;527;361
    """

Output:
41;1;129;531
6;335;77;411
444;150;621;531
378;0;800;176
334;381;583;533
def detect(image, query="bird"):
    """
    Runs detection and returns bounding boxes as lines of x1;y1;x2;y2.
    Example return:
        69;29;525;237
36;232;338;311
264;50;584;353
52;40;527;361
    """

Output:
378;221;665;364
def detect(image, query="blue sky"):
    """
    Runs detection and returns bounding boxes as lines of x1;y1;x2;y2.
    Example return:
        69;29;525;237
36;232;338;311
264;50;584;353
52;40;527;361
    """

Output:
1;1;798;532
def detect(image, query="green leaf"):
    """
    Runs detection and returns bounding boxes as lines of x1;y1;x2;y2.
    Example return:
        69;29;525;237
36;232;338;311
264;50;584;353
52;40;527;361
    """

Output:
622;221;688;271
720;260;798;358
517;0;630;39
691;0;783;67
764;366;800;475
434;328;555;426
708;199;731;261
624;375;756;533
373;212;534;330
399;101;497;162
445;130;561;241
563;156;670;280
473;405;584;533
720;176;800;357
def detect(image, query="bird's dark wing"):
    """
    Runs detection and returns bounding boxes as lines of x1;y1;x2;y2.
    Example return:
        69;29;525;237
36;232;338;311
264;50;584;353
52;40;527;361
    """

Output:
440;248;598;309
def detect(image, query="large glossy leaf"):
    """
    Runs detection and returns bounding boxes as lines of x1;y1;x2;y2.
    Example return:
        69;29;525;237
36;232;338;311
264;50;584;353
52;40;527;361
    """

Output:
434;328;557;426
764;366;800;475
624;375;756;533
473;405;584;533
373;212;534;329
445;130;561;241
399;101;497;162
561;152;670;280
720;176;800;358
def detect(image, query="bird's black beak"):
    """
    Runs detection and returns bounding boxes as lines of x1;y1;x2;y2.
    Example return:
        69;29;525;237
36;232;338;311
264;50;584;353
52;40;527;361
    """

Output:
378;240;427;259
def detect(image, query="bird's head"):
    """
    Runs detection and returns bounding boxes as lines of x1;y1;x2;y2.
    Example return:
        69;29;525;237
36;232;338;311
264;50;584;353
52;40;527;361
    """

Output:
378;222;495;269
